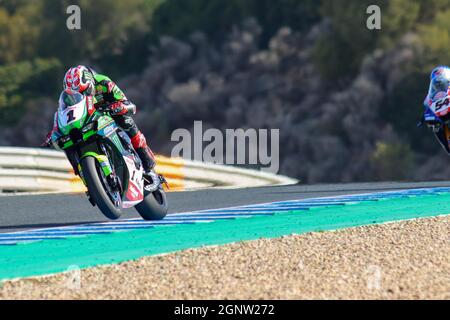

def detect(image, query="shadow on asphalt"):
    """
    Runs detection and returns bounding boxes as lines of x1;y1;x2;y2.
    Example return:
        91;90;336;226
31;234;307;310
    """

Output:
0;221;104;231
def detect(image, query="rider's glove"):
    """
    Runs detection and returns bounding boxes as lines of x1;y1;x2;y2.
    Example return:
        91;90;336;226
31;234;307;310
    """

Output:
41;131;53;148
104;101;136;116
424;120;442;133
108;101;128;116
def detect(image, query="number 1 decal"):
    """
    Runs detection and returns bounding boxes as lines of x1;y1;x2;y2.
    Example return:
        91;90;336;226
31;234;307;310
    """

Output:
67;109;75;122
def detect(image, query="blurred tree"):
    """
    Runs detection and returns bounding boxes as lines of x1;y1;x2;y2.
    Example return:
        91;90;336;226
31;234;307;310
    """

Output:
0;0;33;14
0;2;41;64
376;0;420;48
371;141;415;181
0;0;449;183
0;0;164;128
150;0;321;46
314;0;420;81
36;0;163;77
415;0;450;22
382;70;440;155
0;59;62;125
418;9;450;72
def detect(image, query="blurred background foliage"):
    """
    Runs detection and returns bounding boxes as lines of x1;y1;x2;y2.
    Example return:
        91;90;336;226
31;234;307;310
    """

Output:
1;0;450;182
150;0;321;46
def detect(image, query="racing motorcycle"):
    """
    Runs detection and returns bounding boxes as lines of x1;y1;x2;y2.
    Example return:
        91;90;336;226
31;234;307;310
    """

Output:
50;90;168;220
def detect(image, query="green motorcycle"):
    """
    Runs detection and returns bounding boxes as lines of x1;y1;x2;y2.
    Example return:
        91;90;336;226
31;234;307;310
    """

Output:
51;90;168;220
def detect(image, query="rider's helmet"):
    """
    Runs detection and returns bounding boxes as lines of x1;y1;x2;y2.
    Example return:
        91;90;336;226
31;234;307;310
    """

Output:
429;66;450;99
63;65;95;96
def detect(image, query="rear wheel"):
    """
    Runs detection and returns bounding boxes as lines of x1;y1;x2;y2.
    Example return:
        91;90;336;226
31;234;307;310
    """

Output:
135;188;168;220
81;156;122;220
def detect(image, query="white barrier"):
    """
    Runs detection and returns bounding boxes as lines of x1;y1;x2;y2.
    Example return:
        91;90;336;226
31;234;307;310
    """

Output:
0;147;298;194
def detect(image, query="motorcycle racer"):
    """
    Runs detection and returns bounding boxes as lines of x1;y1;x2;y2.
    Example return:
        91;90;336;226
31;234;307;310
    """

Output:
45;65;157;175
421;65;450;154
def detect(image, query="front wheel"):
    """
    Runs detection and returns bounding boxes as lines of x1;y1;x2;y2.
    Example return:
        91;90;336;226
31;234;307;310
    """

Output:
81;156;122;220
135;188;168;220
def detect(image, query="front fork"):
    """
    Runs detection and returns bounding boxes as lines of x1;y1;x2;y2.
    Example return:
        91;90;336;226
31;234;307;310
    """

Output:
77;150;122;205
444;125;450;144
78;152;113;182
433;123;450;154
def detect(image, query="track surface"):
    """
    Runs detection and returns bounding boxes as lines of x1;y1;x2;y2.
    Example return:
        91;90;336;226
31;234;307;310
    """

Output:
1;181;450;233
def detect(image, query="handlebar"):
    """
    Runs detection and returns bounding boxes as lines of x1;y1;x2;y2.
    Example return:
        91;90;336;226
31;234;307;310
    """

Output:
97;104;112;113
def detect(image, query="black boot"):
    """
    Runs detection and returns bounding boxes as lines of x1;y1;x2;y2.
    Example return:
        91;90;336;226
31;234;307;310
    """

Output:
136;146;156;173
136;147;161;191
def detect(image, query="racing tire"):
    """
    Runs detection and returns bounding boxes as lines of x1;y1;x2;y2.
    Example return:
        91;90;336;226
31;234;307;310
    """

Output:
135;188;168;220
81;156;122;220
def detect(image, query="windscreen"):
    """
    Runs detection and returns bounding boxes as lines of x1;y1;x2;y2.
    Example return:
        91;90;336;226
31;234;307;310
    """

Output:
58;91;85;110
428;68;450;99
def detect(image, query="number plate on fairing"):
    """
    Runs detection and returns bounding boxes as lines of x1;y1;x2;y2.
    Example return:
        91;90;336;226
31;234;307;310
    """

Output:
122;155;144;208
58;102;86;127
430;92;450;116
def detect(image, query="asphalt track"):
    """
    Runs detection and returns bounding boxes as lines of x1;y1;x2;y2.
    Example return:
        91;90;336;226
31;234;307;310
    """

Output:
1;180;450;233
2;181;450;280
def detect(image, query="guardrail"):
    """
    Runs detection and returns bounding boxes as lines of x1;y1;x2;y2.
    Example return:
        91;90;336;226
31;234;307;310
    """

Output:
0;147;298;194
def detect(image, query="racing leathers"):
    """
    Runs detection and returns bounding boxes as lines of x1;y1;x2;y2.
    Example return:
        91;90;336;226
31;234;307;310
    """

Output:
422;96;450;155
90;73;156;172
45;73;156;173
421;66;450;155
